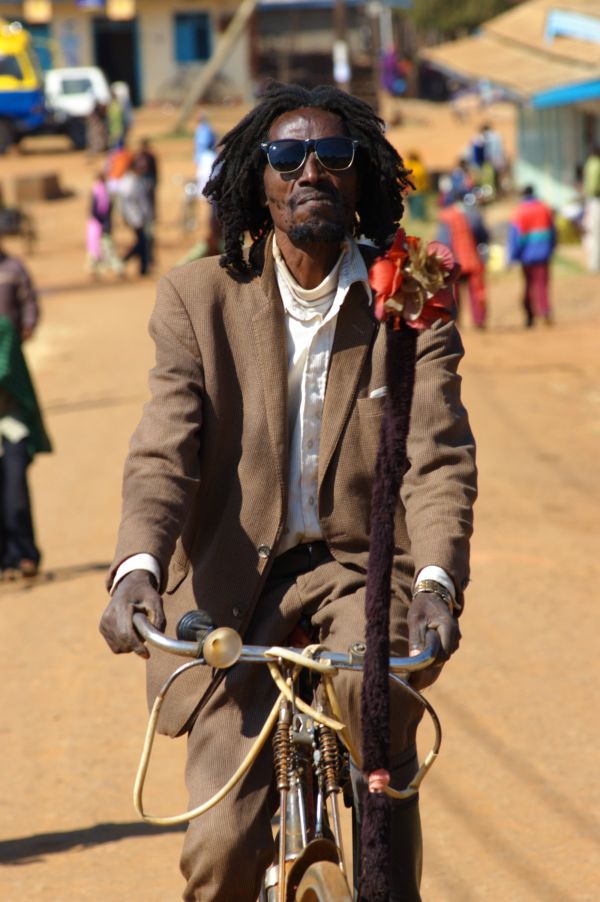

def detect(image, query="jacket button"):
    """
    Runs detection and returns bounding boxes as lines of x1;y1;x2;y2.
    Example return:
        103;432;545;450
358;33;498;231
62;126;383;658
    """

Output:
258;545;271;559
232;606;242;618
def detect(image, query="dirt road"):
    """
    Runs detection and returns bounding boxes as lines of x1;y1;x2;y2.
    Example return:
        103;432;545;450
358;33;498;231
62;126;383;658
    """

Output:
1;101;599;901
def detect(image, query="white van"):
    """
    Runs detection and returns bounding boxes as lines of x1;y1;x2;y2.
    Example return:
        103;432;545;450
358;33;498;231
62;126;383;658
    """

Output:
44;66;111;120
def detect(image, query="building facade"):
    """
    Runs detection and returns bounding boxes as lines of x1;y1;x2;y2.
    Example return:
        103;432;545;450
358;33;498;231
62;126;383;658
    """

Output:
0;0;383;108
0;0;250;105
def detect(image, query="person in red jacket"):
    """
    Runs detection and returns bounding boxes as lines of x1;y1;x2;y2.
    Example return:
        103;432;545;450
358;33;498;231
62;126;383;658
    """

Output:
508;186;556;327
436;185;488;328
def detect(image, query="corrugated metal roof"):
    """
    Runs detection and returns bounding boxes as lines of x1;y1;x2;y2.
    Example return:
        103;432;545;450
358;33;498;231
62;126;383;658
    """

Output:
486;0;600;66
422;34;600;99
420;0;600;104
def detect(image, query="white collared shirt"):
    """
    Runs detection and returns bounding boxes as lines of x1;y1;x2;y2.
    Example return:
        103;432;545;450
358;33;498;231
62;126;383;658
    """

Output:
273;234;370;554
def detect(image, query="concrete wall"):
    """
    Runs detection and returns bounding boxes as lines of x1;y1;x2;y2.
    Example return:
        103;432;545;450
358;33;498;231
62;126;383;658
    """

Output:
137;0;250;103
50;10;93;69
138;1;174;102
516;105;587;208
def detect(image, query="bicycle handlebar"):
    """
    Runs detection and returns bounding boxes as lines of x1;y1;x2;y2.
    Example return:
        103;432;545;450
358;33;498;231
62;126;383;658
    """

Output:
132;612;441;674
131;614;444;825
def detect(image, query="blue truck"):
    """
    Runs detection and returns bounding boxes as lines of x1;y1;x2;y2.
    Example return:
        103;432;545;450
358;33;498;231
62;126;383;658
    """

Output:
0;19;102;153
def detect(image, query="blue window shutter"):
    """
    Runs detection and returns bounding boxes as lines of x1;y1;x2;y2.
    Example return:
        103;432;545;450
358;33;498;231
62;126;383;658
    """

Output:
175;13;212;64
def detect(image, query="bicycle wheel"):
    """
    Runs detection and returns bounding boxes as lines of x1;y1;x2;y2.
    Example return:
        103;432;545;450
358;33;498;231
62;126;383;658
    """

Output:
294;861;352;902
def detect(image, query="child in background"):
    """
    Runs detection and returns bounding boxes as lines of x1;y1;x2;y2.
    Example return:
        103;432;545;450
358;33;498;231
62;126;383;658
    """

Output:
86;173;123;277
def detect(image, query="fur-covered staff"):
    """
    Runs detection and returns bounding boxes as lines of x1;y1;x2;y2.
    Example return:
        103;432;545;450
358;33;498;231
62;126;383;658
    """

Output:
359;321;417;901
359;230;457;900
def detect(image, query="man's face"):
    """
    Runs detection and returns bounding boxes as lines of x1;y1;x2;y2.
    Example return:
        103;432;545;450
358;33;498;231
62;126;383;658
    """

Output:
262;108;359;245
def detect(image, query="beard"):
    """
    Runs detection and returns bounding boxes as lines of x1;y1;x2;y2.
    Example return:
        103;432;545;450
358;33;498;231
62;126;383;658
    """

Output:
287;219;347;244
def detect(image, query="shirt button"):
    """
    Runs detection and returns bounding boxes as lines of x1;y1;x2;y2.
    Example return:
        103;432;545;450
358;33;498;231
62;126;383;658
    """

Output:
258;544;271;559
307;439;314;449
308;496;315;506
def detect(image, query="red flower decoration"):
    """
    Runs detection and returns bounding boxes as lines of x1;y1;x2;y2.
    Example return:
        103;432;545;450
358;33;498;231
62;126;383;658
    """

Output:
369;229;459;330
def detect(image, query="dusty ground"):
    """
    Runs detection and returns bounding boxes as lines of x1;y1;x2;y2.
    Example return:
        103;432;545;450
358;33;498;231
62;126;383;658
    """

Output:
0;99;599;901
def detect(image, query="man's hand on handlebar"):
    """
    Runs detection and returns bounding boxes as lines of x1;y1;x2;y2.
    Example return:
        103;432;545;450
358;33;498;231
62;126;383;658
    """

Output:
99;570;166;659
407;591;461;689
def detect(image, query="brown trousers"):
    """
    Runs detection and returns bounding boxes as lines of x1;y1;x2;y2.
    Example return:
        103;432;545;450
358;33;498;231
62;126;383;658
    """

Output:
180;551;423;901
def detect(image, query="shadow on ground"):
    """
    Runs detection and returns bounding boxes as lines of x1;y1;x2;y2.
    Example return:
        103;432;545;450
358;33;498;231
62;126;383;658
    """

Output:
45;393;147;416
0;561;110;595
0;821;186;866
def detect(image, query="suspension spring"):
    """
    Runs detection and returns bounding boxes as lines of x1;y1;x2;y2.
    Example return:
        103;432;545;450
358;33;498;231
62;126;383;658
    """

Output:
318;725;341;795
273;706;292;792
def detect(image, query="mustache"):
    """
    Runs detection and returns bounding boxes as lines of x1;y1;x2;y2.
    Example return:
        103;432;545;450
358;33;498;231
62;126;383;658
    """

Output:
289;184;340;210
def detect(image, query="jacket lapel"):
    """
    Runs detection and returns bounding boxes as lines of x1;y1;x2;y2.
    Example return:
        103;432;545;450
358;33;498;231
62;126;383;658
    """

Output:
250;246;289;503
318;280;377;486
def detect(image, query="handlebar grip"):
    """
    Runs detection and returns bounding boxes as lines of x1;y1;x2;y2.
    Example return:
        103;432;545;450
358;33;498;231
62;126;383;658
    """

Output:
176;609;216;643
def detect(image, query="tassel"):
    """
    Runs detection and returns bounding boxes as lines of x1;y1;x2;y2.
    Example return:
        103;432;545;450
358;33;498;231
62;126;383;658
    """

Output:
357;783;390;901
359;322;418;900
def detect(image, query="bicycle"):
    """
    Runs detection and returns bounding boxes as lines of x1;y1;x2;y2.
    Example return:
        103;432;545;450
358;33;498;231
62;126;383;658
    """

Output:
172;174;200;233
132;611;442;902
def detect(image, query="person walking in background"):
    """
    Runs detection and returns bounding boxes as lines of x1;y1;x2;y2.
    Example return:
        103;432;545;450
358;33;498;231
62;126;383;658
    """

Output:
470;124;487;171
380;45;406;97
107;88;126;150
135;138;159;220
481;123;507;194
0;242;37;341
86;100;108;156
194;112;216;158
111;81;133;144
0;244;51;579
582;146;600;271
105;143;134;196
508;186;556;327
404;150;429;221
437;184;488;329
449;158;476;202
133;152;157;268
119;158;154;276
194;112;217;195
469;124;499;196
86;172;123;278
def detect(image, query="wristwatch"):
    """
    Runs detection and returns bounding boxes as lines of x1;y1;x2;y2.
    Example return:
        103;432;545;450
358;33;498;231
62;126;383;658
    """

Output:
412;578;462;617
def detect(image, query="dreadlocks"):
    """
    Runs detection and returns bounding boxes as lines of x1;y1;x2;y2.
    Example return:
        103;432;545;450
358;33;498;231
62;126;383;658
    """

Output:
204;82;412;277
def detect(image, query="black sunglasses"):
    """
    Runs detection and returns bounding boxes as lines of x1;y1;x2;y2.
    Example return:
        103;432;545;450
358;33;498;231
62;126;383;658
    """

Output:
260;137;358;174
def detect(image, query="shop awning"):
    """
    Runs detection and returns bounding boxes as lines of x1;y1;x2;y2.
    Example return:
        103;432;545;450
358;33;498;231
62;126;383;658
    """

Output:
420;0;600;108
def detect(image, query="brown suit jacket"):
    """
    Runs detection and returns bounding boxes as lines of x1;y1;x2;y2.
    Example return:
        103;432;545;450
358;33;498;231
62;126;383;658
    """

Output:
109;240;477;736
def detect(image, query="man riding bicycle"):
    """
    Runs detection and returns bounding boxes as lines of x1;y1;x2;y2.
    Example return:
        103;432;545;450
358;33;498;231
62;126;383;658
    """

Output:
99;82;477;901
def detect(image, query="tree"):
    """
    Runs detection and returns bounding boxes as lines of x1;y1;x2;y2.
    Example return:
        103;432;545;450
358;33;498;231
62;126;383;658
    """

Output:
407;0;516;38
